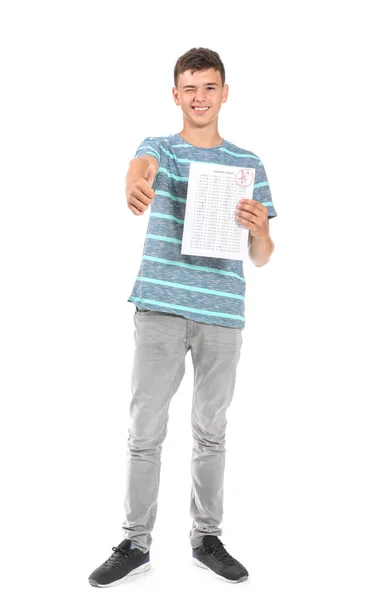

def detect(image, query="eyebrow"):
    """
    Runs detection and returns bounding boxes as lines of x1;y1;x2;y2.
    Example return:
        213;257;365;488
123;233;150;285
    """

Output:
181;82;219;89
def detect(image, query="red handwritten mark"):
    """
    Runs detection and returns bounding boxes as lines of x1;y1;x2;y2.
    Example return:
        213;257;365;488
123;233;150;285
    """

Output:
235;169;254;187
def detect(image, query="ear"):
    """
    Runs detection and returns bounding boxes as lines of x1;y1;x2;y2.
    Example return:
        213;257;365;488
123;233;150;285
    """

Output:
222;83;229;103
172;87;181;106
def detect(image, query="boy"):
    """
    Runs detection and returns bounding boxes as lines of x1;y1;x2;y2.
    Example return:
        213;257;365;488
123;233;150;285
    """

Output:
88;47;277;586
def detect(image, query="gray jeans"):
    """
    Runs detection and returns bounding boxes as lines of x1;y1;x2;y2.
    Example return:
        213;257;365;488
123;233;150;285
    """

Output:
121;307;243;552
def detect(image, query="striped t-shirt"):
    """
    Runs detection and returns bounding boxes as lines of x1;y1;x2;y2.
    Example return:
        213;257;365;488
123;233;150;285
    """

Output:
127;133;277;329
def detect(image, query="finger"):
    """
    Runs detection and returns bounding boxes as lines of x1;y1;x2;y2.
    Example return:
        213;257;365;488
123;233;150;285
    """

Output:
236;205;262;220
237;205;254;217
129;204;144;215
238;205;267;220
237;213;263;227
128;196;148;213
240;199;266;213
253;202;267;216
252;206;267;218
144;164;156;187
237;199;255;210
131;187;152;208
138;180;156;200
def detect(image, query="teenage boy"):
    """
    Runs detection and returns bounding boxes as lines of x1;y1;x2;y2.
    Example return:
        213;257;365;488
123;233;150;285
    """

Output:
88;47;277;587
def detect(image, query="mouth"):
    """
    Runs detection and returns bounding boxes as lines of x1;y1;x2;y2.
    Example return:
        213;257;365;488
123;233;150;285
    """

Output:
191;106;210;115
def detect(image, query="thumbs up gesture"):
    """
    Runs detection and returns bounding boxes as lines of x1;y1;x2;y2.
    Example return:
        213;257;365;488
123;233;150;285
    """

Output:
125;160;157;216
144;164;156;187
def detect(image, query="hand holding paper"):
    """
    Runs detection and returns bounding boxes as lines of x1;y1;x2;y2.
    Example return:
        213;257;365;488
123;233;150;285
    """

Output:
236;199;269;240
181;163;256;260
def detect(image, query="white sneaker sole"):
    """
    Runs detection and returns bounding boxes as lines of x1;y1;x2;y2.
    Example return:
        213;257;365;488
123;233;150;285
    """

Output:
192;557;248;583
89;561;151;587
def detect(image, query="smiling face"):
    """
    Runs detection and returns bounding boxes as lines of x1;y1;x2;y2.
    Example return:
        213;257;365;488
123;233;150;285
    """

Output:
172;68;229;129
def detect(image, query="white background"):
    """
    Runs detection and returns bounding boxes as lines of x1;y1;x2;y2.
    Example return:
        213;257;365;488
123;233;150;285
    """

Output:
1;1;380;598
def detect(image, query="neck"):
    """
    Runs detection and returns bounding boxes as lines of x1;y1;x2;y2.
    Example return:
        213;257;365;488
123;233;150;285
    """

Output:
178;123;223;148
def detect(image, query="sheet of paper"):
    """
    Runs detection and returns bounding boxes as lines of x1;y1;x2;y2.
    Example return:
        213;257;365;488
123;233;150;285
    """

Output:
181;162;255;260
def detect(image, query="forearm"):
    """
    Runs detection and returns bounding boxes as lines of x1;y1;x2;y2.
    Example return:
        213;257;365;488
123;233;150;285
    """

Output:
248;232;274;266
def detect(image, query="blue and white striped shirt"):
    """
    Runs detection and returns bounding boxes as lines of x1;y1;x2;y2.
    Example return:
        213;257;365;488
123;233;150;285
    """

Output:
127;133;277;329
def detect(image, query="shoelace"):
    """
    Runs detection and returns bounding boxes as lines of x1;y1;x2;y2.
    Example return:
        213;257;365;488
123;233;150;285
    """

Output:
205;541;236;564
103;546;132;567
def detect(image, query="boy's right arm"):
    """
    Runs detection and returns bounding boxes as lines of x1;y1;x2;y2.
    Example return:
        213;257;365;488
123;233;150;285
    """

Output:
125;155;159;215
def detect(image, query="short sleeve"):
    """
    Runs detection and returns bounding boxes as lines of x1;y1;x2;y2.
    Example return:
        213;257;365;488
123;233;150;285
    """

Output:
253;159;277;219
134;137;162;168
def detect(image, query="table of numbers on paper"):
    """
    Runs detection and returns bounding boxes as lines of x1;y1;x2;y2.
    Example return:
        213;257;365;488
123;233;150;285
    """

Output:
181;162;255;260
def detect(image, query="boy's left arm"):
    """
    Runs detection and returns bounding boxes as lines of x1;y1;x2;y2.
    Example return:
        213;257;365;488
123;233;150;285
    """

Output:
236;199;274;267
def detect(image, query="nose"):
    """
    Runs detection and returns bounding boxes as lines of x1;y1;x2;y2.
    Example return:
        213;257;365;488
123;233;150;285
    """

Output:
193;89;208;104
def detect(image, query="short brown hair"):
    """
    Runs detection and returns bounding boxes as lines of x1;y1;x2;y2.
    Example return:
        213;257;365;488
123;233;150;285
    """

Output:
174;48;225;88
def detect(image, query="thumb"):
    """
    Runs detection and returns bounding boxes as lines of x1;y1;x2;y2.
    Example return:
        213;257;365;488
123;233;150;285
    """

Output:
144;164;156;187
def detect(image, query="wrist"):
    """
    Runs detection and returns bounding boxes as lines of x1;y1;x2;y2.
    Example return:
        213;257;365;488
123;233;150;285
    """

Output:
250;232;270;242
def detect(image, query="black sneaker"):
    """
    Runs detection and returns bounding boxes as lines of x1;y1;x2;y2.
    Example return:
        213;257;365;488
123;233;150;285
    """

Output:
192;535;248;583
88;539;150;587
